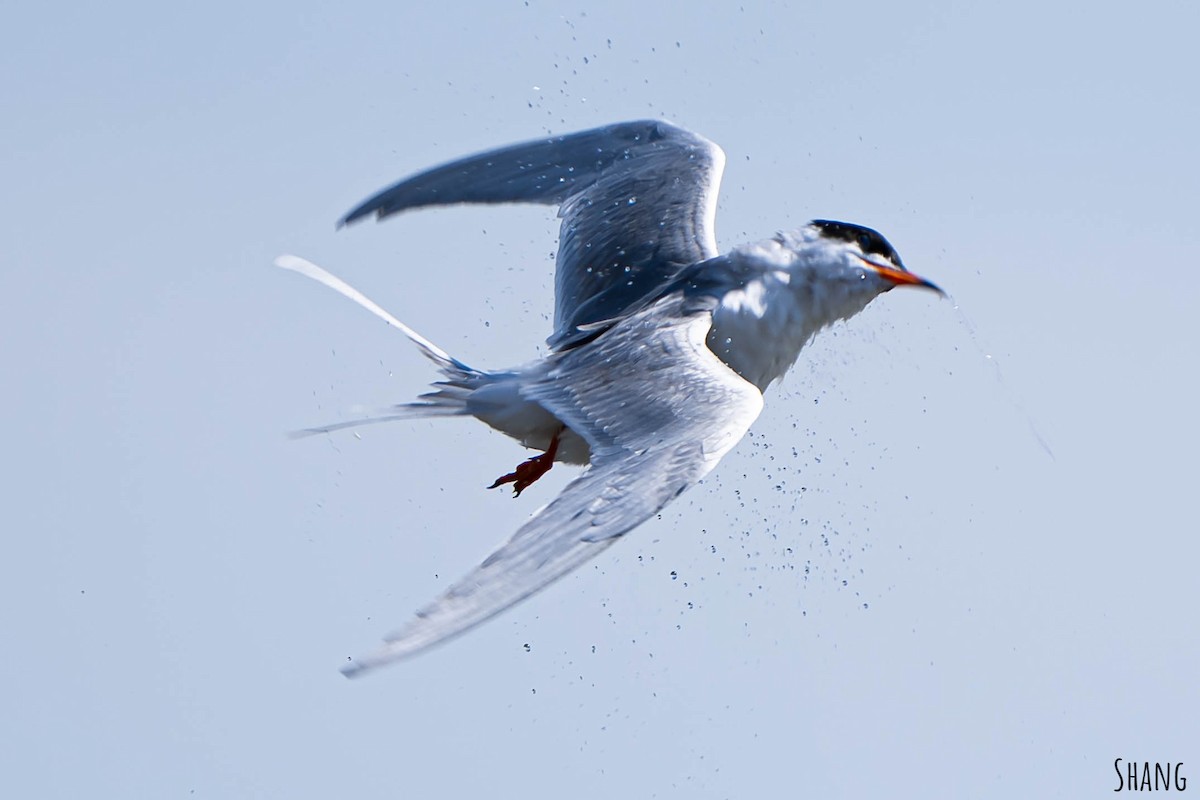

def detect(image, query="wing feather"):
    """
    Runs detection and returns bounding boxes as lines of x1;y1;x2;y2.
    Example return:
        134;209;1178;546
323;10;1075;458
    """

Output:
339;120;726;350
342;293;761;676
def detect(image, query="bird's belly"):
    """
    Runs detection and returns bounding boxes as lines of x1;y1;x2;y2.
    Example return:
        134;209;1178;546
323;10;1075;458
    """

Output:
466;379;591;464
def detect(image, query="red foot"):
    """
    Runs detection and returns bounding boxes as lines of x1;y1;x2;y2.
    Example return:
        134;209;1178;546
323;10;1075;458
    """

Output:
489;430;561;497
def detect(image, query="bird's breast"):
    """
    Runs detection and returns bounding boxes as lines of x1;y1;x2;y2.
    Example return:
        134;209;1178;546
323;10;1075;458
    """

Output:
707;273;818;392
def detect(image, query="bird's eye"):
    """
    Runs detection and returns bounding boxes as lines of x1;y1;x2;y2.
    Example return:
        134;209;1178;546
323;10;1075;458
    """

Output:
858;234;873;253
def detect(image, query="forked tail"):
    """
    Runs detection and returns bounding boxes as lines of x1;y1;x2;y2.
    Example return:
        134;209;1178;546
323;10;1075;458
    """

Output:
275;254;490;436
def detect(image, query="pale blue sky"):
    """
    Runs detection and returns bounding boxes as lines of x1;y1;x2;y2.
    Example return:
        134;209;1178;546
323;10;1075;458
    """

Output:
2;1;1196;797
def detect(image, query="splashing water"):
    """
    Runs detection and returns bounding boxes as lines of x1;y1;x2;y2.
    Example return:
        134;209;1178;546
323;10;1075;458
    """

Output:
948;296;1056;461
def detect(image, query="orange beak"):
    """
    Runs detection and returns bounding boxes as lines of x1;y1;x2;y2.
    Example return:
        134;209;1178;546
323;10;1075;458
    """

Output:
858;256;943;295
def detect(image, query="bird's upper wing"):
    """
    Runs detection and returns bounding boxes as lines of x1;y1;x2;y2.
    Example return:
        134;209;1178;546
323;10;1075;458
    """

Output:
340;119;727;351
341;292;762;676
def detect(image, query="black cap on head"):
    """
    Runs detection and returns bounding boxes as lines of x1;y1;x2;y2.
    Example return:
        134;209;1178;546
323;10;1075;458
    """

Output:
811;220;904;269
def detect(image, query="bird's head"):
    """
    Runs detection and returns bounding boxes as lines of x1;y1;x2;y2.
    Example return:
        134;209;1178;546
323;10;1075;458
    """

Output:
776;220;943;330
807;219;942;297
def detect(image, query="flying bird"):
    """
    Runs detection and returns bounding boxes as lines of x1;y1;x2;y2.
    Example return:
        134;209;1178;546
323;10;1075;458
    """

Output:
279;119;942;677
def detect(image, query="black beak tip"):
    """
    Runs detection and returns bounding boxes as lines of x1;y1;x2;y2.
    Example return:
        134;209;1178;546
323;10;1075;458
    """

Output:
921;278;946;297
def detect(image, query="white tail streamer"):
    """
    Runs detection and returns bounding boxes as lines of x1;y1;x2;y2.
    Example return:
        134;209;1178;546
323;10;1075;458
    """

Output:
274;253;456;366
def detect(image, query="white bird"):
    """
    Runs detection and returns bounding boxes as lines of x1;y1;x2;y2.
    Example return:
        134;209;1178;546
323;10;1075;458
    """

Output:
279;119;942;677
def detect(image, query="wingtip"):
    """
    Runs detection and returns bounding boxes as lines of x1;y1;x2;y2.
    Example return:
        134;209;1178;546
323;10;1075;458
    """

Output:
337;632;439;677
340;660;368;679
338;646;404;679
338;206;374;229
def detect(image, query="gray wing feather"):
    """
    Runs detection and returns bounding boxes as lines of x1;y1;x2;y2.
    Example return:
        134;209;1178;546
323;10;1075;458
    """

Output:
339;120;726;350
341;294;762;676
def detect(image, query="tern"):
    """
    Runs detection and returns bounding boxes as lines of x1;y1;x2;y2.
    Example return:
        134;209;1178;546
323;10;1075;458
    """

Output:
279;119;942;677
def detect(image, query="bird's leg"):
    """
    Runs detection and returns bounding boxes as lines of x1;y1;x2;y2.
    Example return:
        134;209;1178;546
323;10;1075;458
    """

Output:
488;428;562;498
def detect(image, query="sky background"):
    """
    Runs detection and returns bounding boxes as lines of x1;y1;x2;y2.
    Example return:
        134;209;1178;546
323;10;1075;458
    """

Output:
3;1;1197;797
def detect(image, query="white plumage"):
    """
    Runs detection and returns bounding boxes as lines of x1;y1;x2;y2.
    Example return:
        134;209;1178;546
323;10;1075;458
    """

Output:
280;119;942;676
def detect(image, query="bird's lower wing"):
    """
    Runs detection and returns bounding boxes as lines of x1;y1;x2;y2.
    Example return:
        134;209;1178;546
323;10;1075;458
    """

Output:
342;450;689;676
342;293;762;676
